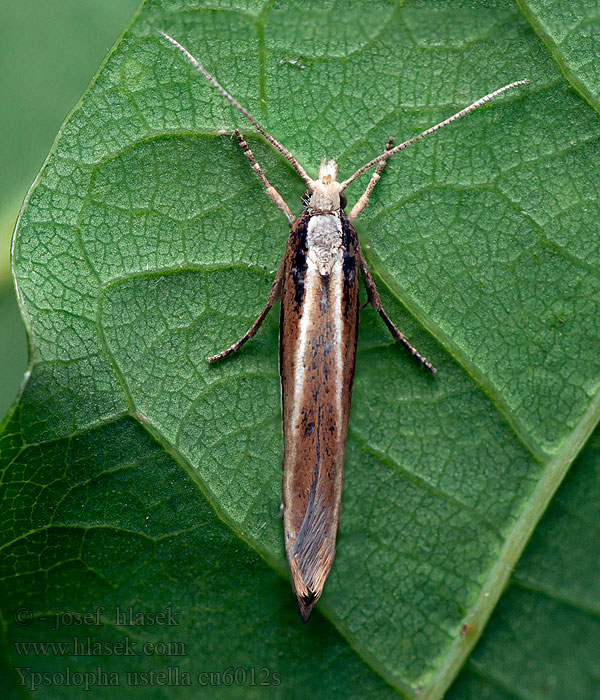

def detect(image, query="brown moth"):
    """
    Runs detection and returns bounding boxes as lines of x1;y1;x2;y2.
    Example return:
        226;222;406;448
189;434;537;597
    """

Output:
159;30;527;622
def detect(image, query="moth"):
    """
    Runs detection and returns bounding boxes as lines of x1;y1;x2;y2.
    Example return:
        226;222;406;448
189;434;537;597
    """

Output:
160;31;527;622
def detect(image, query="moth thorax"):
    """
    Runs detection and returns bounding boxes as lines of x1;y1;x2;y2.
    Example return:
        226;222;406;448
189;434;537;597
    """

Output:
309;158;343;212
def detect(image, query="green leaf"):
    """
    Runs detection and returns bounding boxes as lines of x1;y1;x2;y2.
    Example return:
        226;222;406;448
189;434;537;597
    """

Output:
517;0;600;111
0;414;395;698
2;1;600;698
0;284;26;419
0;0;141;278
448;421;600;699
0;0;140;415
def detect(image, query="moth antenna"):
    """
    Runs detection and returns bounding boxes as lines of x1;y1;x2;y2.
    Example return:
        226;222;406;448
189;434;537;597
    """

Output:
158;30;313;187
340;79;529;190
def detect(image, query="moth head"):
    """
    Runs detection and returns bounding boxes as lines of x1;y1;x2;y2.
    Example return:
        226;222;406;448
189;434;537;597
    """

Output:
307;158;344;212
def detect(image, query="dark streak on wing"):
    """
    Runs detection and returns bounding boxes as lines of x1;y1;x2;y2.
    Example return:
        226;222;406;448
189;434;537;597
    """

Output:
291;213;309;309
294;405;322;553
279;211;310;376
340;212;358;316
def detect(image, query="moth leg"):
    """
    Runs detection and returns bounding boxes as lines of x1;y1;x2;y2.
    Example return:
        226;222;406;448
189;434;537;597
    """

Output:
208;256;285;363
234;129;296;225
359;250;437;374
349;137;394;222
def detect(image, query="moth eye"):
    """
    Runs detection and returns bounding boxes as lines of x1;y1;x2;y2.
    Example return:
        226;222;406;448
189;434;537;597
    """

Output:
339;192;347;209
301;190;311;206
